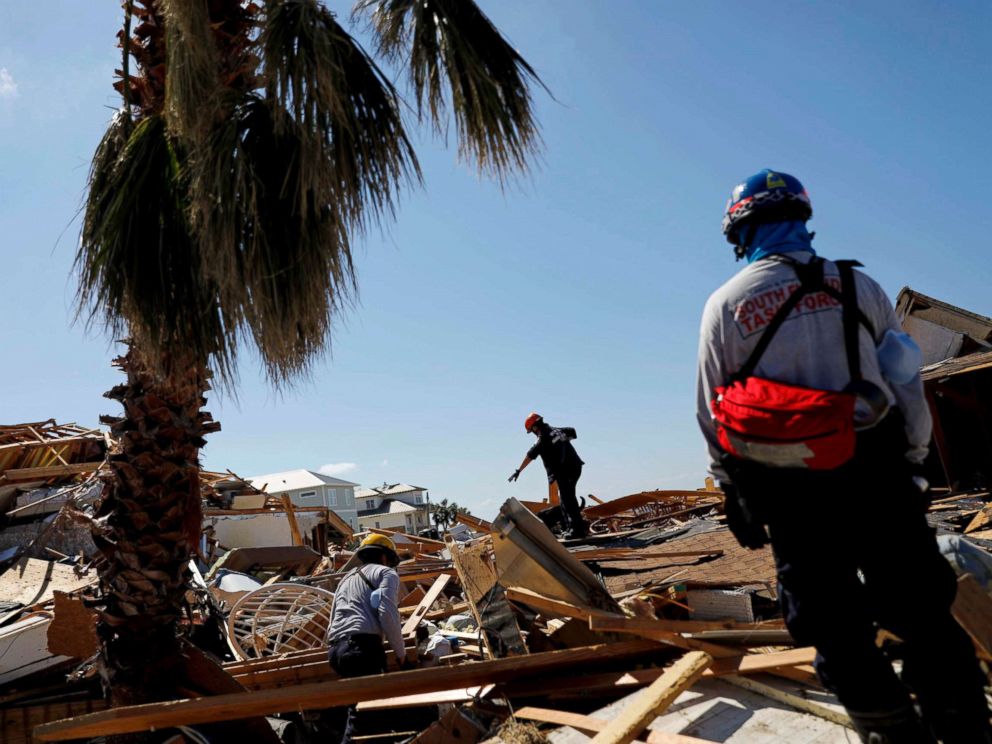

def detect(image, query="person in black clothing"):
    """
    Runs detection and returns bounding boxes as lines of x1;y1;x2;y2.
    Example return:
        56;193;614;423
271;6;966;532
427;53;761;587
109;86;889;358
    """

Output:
508;413;589;538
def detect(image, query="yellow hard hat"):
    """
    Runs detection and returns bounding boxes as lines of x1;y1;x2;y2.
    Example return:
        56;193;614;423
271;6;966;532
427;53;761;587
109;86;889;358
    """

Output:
357;533;400;567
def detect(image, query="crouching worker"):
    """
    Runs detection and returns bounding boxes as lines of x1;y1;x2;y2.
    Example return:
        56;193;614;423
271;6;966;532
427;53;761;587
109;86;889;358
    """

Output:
697;169;991;743
326;533;411;742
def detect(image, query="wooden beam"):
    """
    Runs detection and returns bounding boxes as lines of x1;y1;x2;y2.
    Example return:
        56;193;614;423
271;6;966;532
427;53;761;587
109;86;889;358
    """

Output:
2;462;104;481
369;527;445;547
454;512;494;532
356;685;494;711
33;640;666;741
590;614;768;635
514;707;712;744
499;647;817;702
706;647;816;676
722;675;852;728
589;651;713;744
571;549;723;562
952;573;992;660
280;495;303;546
204;506;331;516
504;587;626;622
401;573;452;636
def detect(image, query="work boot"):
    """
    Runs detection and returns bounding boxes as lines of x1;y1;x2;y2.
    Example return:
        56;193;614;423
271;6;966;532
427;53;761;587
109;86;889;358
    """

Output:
922;703;992;744
847;705;936;743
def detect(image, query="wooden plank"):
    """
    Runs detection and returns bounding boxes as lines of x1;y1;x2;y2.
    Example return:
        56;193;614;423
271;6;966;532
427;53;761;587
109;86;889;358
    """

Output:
369;527;446;548
952;573;992;660
0;559;95;607
722;675;853;728
571;549;723;562
231;494;268;510
514;707;711;743
454;512;494;532
204;506;330;516
401;574;452;636
280;495;304;546
33;641;666;741
965;505;992;534
706;647;816;676
356;685;493;711
590;651;713;744
2;462;104;481
505;586;626;622
1;699;109;744
590;614;766;635
500;648;816;701
585;615;744;659
399;585;426;609
448;540;497;657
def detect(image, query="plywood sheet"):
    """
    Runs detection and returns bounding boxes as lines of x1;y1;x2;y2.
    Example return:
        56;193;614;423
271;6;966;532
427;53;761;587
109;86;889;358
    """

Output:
0;559;93;608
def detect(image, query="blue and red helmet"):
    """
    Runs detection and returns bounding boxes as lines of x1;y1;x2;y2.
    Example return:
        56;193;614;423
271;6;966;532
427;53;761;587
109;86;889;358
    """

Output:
722;169;812;246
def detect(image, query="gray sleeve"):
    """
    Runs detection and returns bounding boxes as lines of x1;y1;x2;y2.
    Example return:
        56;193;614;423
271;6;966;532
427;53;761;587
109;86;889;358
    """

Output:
377;568;406;658
696;295;730;482
860;274;932;462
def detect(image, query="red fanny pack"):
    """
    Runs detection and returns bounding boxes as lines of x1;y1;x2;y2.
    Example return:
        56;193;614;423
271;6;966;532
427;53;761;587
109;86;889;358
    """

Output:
711;258;873;470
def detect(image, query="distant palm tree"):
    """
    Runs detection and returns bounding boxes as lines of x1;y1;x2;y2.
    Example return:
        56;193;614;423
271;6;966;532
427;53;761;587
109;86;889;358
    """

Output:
431;498;452;530
431;498;471;531
77;0;545;710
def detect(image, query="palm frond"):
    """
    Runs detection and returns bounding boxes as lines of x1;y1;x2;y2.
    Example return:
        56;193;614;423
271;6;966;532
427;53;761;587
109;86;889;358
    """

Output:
261;0;421;232
75;114;237;384
358;0;546;181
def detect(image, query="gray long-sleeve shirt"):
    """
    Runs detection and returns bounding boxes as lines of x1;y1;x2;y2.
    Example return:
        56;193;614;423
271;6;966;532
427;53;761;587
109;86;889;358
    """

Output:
328;563;405;658
696;251;932;482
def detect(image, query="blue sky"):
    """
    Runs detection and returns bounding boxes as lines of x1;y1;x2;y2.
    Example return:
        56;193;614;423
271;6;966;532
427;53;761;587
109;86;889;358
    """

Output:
0;1;989;517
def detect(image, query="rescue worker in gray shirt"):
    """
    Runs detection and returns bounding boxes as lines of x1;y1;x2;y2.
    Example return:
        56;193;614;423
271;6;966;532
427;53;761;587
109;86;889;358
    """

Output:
326;533;411;741
696;169;991;743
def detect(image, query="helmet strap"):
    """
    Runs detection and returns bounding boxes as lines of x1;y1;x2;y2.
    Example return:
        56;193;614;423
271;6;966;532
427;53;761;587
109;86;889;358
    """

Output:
732;223;757;261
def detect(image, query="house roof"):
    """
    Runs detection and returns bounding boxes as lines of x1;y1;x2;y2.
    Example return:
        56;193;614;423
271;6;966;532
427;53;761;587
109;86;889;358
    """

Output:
356;483;427;499
921;348;992;382
357;498;420;517
246;469;359;493
896;288;992;343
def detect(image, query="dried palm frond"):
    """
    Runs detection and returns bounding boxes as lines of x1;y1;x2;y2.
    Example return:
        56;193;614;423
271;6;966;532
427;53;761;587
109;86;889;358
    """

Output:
76;115;236;384
358;0;546;180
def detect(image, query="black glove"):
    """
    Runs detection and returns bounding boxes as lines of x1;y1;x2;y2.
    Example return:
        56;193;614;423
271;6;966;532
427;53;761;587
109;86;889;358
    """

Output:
508;469;520;483
721;481;769;550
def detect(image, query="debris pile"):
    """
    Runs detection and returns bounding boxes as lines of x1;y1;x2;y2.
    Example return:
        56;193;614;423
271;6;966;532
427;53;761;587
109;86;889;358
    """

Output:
1;453;990;742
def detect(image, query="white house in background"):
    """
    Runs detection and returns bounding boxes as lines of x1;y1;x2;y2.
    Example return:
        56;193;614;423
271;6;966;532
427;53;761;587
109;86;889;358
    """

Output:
356;482;430;535
246;469;359;529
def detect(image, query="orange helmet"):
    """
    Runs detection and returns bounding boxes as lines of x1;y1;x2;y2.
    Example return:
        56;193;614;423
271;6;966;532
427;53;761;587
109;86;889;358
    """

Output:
524;412;543;432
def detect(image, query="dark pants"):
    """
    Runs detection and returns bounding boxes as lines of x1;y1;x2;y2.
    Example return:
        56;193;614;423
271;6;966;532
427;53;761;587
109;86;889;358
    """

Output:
327;634;386;743
730;416;989;740
556;465;587;536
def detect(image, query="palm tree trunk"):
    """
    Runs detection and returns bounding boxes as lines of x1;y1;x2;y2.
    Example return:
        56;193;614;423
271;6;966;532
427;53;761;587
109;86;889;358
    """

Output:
93;344;220;717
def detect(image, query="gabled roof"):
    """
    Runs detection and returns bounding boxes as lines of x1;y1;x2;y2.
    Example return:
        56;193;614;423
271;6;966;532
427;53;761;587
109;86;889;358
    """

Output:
246;469;359;493
357;498;420;517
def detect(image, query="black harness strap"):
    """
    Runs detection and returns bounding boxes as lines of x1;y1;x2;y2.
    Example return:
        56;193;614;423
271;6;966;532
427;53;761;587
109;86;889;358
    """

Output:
732;257;873;384
344;565;376;592
838;260;862;383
